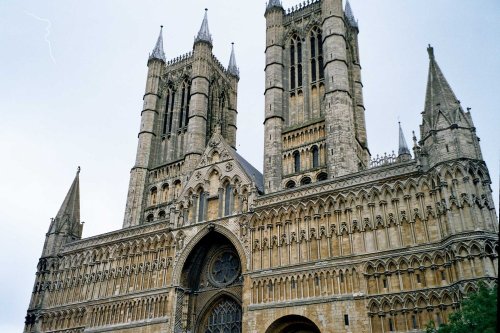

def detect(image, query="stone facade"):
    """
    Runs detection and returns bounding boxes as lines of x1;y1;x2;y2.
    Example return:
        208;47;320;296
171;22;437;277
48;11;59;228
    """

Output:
24;1;498;333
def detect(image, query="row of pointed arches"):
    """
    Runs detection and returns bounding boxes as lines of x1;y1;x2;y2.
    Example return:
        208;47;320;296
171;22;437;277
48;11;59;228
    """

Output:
251;266;360;304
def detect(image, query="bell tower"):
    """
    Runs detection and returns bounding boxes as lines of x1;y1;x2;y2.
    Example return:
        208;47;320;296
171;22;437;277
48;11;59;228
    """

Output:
263;0;370;194
123;11;240;228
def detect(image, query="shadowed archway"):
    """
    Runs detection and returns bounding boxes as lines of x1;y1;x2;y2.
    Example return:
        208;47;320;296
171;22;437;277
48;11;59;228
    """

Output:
265;315;321;333
173;231;243;333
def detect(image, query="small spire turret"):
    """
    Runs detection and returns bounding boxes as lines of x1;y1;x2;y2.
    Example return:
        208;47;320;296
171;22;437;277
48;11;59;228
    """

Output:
398;122;411;157
195;9;212;46
228;43;239;78
149;26;166;62
345;0;358;28
42;166;83;257
267;0;283;11
419;45;483;166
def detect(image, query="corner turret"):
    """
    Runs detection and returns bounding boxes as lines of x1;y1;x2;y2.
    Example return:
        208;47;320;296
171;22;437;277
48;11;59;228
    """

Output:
194;9;213;47
149;26;166;63
397;122;412;162
42;167;83;257
419;45;483;167
228;43;239;78
123;27;165;227
345;0;358;28
266;0;283;13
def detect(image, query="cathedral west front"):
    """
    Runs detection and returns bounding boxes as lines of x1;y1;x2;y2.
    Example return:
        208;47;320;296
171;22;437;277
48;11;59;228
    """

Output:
24;1;498;332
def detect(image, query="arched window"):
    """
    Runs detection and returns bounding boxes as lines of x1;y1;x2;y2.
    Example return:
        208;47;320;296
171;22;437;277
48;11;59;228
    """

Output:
207;85;226;138
150;187;158;206
312;145;319;168
203;298;242;333
185;81;191;126
162;85;175;134
300;177;312;186
158;210;166;219
285;180;296;189
224;183;233;216
293;150;301;173
146;214;154;223
317;172;328;181
161;184;169;202
179;84;186;128
198;190;206;222
289;34;302;90
179;80;191;128
310;27;324;82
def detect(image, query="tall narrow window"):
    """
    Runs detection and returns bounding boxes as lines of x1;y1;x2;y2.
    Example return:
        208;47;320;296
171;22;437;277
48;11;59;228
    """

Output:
311;59;316;82
185;82;191;126
168;88;175;132
310;28;324;82
150;187;158;206
411;314;418;329
293;151;301;173
178;80;191;129
312;145;319;168
289;35;302;90
163;92;170;134
224;183;232;216
297;41;302;87
179;83;186;128
388;318;394;331
344;314;349;326
219;93;226;133
318;32;324;80
198;191;205;222
290;42;295;90
163;87;174;134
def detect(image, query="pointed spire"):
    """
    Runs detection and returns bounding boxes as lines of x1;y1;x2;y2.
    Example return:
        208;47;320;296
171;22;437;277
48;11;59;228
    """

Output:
41;167;83;257
195;9;213;45
149;26;166;62
398;122;411;157
267;0;283;10
423;45;461;127
49;167;80;232
228;43;240;77
345;0;358;28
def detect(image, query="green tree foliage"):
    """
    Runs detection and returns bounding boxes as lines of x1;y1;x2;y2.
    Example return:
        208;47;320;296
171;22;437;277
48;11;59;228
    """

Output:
426;283;497;333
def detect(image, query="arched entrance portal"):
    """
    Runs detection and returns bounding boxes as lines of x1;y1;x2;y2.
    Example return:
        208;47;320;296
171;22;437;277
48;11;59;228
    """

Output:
175;232;243;333
265;315;321;333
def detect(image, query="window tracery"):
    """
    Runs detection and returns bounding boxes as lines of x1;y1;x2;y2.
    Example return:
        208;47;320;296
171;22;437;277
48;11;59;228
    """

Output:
203;298;241;333
289;34;302;90
163;84;175;134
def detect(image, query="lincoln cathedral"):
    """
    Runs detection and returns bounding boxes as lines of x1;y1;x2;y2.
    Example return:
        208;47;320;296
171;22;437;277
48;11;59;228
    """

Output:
24;1;498;332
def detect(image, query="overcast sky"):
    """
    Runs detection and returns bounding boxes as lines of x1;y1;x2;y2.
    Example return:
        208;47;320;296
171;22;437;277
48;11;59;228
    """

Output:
0;1;498;332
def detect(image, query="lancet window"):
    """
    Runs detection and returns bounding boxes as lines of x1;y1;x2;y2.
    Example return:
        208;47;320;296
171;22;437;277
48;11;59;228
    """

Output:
163;84;176;134
293;150;301;173
224;183;233;216
312;145;319;168
198;189;206;222
207;85;227;139
203;298;242;333
309;27;324;81
289;34;302;90
178;80;191;128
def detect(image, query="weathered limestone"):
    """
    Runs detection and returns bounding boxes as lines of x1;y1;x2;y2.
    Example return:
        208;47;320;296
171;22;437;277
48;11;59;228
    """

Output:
24;2;498;333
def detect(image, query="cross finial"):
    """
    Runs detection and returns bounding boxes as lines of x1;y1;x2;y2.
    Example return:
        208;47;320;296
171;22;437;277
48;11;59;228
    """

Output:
427;44;435;60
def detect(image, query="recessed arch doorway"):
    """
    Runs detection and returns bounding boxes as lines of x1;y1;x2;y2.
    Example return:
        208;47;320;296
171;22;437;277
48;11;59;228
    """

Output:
265;315;321;333
174;231;243;333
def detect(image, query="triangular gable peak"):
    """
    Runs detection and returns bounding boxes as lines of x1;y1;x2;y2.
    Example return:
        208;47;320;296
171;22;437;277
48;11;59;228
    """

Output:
173;133;262;226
